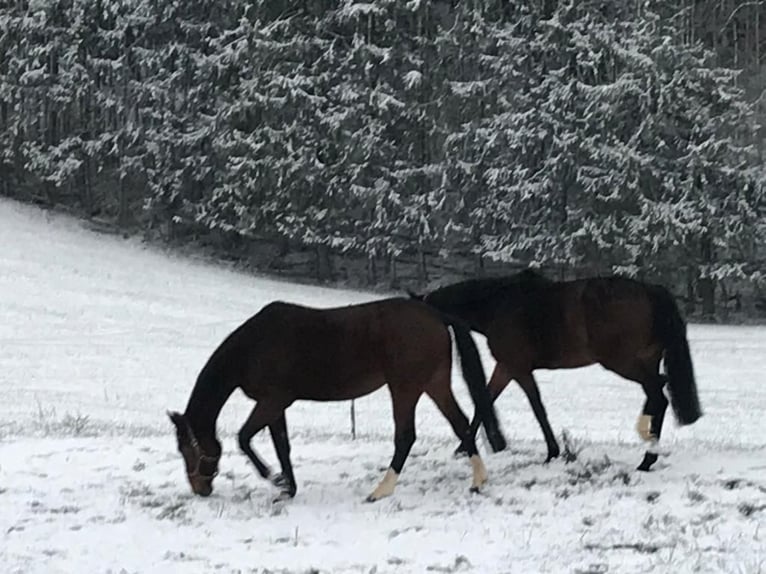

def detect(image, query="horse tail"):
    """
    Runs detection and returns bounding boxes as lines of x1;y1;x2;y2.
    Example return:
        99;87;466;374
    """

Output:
650;286;702;425
441;314;507;453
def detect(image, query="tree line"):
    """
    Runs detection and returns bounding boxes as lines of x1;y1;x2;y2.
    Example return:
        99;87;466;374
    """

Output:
1;0;764;318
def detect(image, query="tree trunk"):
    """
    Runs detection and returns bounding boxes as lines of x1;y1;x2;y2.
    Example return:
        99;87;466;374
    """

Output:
119;162;129;227
474;252;485;276
698;277;716;319
699;235;716;319
756;4;761;68
719;280;732;321
387;254;398;289
316;244;334;282
367;253;377;285
418;247;428;286
685;268;696;316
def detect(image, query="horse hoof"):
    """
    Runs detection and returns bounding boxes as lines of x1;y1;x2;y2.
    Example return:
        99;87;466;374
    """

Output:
453;446;469;459
637;452;659;472
271;473;289;488
272;489;295;503
488;432;507;453
469;486;480;495
544;452;560;464
365;494;379;503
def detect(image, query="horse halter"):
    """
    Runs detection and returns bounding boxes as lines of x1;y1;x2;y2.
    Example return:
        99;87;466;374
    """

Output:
188;436;220;480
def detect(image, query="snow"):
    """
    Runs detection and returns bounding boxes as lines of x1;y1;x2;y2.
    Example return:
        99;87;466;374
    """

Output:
1;198;764;573
403;70;423;90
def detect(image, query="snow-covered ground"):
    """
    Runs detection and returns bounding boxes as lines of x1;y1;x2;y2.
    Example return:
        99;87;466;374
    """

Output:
1;198;764;574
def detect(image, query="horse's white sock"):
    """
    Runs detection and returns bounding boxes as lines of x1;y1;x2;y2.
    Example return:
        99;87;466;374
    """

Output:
470;454;488;489
368;468;399;501
636;414;655;442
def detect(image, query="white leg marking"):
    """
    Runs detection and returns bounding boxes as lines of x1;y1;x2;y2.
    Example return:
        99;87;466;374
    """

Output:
368;468;399;501
470;455;488;490
636;414;655;442
646;438;660;455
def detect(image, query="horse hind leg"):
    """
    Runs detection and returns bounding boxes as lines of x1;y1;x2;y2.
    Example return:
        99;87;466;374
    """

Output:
636;373;669;471
367;388;420;502
427;381;488;493
604;359;668;471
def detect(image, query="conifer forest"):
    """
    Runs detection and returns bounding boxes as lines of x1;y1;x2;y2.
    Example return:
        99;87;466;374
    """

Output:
1;0;765;318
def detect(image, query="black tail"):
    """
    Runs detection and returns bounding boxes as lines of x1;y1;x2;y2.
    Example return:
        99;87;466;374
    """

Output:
651;286;702;425
442;315;507;453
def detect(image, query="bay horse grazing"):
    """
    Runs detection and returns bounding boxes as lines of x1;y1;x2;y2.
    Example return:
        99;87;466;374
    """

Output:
168;298;506;503
409;270;702;471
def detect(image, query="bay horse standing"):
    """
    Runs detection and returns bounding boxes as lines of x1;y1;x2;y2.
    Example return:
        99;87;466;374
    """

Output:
410;270;701;471
169;297;506;502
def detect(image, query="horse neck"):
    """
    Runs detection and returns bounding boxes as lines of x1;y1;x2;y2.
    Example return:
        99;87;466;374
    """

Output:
183;365;237;448
429;280;528;333
457;302;494;334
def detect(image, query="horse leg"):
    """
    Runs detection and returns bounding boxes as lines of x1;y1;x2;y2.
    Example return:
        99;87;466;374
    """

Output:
516;372;560;463
636;374;669;472
268;413;297;501
427;383;488;493
238;399;287;481
367;389;419;502
604;359;668;471
456;362;512;457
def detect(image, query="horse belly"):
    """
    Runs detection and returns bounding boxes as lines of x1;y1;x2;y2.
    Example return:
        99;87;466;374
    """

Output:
536;354;592;370
296;372;385;402
534;314;594;369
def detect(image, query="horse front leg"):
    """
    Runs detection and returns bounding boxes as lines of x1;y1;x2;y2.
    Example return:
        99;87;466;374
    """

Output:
238;398;291;487
269;412;297;501
367;389;419;502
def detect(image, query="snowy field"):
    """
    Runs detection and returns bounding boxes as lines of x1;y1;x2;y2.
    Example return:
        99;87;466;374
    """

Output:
1;198;765;574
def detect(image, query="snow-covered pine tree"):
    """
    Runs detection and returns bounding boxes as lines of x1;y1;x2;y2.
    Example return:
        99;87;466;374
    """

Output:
0;7;27;198
435;1;499;273
326;2;403;280
142;0;240;236
202;4;341;276
629;3;764;314
473;0;764;297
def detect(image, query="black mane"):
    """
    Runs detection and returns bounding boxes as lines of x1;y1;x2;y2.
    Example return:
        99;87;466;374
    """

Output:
425;269;551;307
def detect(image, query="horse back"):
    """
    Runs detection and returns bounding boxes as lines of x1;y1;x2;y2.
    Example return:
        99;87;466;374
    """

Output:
487;276;658;370
486;280;591;369
236;299;450;401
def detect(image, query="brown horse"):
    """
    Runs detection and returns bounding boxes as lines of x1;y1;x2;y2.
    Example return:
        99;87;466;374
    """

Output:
168;297;506;502
410;270;702;471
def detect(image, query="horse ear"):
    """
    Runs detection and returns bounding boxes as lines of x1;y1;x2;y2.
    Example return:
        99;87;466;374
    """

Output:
168;411;195;445
168;411;183;428
406;288;424;301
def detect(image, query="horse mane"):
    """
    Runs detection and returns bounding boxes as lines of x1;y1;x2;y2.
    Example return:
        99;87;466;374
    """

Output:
183;324;247;425
426;269;551;307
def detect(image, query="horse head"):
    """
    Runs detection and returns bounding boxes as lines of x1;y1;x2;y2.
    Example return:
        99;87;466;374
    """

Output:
168;411;221;497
